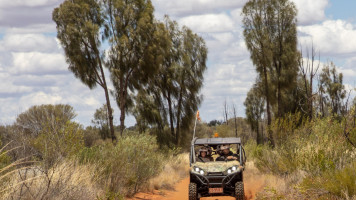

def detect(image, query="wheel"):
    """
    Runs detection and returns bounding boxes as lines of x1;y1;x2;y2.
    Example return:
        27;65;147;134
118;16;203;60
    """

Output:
235;181;244;200
189;182;198;200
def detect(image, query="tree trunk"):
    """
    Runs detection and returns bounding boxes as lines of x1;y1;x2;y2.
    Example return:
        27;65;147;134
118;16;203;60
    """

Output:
119;77;126;137
234;117;237;137
99;65;116;142
256;121;261;145
119;98;126;137
104;86;116;142
176;87;183;146
167;93;175;136
263;65;274;147
309;75;313;119
277;77;282;118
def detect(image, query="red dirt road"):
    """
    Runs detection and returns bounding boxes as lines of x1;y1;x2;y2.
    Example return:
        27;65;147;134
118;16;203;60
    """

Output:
131;177;235;200
131;162;264;200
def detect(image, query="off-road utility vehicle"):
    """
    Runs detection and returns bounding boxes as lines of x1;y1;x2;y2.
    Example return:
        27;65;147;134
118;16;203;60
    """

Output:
189;137;246;200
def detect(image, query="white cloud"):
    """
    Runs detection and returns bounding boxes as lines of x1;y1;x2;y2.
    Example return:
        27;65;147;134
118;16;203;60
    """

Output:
4;24;57;34
0;0;61;29
0;73;33;95
0;0;59;8
179;13;235;33
19;91;63;108
152;0;248;18
201;60;255;119
1;34;58;52
292;0;329;25
10;52;67;75
298;20;356;55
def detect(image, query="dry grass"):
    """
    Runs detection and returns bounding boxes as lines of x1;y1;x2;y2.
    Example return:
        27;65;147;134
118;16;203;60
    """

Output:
1;160;103;200
147;153;190;191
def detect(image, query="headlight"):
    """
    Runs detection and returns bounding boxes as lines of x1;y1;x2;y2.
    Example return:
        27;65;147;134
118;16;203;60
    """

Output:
193;167;205;175
226;166;239;175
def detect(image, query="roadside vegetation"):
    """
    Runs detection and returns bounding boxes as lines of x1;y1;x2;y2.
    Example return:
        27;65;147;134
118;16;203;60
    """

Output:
0;104;190;200
239;0;356;199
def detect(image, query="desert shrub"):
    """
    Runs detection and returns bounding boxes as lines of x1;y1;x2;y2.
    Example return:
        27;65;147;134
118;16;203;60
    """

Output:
78;133;165;197
301;161;356;199
2;160;101;200
15;104;76;137
31;121;84;169
249;116;355;176
247;113;356;199
83;126;101;147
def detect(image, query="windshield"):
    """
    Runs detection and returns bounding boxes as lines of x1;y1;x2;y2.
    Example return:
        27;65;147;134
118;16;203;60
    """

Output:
193;143;240;163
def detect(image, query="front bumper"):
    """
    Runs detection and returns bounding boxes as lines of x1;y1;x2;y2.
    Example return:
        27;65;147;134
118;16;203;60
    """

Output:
190;171;243;196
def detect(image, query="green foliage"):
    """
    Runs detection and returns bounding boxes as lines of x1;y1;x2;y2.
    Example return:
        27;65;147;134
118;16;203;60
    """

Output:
301;161;356;198
83;126;102;147
32;121;84;169
92;104;113;139
105;0;158;135
15;104;76;136
133;16;208;146
319;62;346;116
53;0;117;141
244;84;265;144
78;134;165;196
245;112;356;199
0;149;11;170
248;116;355;176
243;0;300;146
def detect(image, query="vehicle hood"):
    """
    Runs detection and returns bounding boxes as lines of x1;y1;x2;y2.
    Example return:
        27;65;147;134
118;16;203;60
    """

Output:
192;161;240;172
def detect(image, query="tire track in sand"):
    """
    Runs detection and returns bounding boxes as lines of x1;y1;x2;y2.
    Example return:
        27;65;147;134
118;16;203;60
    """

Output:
131;162;264;200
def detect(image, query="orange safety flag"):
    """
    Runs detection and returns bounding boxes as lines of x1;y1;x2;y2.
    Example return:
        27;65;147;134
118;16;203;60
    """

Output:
196;111;201;121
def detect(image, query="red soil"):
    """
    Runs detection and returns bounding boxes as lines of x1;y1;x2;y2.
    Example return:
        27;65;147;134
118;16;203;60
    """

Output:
130;164;264;200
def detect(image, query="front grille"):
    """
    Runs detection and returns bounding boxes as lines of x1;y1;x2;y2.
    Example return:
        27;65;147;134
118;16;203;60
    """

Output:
207;172;225;186
207;172;224;176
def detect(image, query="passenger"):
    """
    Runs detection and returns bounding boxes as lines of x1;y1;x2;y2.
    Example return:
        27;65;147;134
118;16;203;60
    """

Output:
215;145;238;161
197;146;213;162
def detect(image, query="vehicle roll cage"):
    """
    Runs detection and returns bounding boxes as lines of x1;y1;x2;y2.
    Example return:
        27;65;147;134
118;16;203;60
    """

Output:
190;137;246;166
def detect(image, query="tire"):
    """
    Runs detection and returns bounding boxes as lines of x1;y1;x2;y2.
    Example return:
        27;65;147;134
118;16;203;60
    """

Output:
235;181;244;200
189;182;198;200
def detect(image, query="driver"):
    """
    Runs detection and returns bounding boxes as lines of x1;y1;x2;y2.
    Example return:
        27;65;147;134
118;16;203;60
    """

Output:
197;146;213;162
215;145;238;161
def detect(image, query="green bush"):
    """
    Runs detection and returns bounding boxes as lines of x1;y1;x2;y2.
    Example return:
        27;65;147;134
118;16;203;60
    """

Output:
246;114;356;199
32;121;84;169
248;116;355;176
78;134;165;196
301;161;356;198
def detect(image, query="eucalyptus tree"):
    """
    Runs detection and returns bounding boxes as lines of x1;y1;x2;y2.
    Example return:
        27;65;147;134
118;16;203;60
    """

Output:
103;0;159;136
174;26;207;145
269;0;299;118
53;0;116;141
320;62;346;116
242;0;274;146
242;0;299;146
133;17;207;145
244;84;265;144
53;0;159;138
92;104;113;139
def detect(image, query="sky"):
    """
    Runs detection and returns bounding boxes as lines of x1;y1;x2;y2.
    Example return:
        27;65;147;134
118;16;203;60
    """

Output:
1;0;356;127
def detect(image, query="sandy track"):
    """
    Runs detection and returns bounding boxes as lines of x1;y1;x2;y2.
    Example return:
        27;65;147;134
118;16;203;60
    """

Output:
131;162;264;200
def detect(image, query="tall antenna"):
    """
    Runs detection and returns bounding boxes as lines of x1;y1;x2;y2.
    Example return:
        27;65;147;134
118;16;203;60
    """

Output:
193;110;200;139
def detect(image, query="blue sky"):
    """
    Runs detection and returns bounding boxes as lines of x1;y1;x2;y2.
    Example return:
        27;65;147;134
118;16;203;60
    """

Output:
0;0;356;127
327;0;356;20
